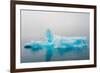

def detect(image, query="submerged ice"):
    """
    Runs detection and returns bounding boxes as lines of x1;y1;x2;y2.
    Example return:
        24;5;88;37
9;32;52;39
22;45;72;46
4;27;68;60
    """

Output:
24;29;88;61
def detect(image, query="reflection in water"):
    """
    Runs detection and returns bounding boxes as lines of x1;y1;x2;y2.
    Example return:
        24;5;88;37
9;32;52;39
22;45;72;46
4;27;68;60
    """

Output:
24;29;89;62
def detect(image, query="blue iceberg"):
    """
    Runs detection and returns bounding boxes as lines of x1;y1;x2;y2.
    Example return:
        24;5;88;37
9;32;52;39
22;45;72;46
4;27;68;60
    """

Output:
24;29;88;61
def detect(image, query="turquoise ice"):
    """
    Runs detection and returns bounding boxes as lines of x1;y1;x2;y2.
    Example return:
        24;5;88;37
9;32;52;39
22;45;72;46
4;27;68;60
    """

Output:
24;29;88;61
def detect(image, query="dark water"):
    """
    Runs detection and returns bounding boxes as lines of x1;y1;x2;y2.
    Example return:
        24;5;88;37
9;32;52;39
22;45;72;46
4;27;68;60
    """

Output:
21;45;89;63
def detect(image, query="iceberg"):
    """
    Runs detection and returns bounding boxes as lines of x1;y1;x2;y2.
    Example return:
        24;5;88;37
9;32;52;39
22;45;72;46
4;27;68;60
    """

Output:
24;29;88;61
